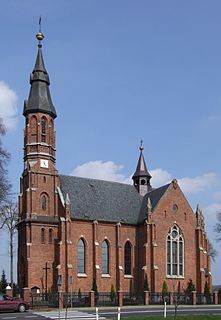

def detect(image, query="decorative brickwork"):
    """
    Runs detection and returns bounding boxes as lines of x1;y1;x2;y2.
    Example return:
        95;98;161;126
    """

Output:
17;34;211;295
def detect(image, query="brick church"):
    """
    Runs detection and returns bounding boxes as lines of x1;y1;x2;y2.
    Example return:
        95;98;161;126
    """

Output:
17;31;211;295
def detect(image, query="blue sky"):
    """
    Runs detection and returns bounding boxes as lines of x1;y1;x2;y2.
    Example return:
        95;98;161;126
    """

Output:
0;0;221;285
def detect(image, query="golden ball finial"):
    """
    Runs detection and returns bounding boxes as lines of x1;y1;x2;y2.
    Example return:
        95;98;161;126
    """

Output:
36;32;44;41
139;139;144;151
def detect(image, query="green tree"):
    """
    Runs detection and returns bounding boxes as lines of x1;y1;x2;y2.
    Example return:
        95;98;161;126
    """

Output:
204;281;210;294
0;270;8;293
143;274;149;291
204;281;211;304
92;278;97;294
162;280;168;295
185;279;196;294
110;284;115;302
78;288;82;300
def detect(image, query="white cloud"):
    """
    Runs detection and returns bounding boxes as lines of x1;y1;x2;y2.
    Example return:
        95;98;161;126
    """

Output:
71;160;131;184
203;203;221;218
178;173;217;194
150;168;172;187
0;81;18;130
202;203;221;229
71;160;218;197
212;191;221;201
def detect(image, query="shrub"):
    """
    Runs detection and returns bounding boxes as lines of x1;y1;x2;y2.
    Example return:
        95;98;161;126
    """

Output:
110;284;115;301
162;281;168;295
143;274;149;291
185;279;196;294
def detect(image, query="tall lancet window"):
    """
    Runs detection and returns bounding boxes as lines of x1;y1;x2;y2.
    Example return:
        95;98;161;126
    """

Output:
167;225;184;277
102;240;109;274
42;194;47;211
41;117;46;143
124;241;132;275
78;238;85;274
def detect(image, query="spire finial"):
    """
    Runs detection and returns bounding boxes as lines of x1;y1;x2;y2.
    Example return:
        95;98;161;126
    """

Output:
36;16;44;46
139;139;144;151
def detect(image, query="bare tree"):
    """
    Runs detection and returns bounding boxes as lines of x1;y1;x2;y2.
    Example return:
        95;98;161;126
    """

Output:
0;118;11;206
0;201;18;291
208;240;218;263
214;211;221;243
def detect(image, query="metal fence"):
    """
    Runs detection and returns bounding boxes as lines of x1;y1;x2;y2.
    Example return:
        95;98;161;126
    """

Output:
95;292;118;307
218;291;221;304
123;292;144;305
30;291;220;308
150;293;169;305
30;293;59;309
63;292;90;308
173;293;192;305
196;293;214;305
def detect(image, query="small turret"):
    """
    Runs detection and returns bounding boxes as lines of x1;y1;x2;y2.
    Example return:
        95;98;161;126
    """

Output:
132;141;152;196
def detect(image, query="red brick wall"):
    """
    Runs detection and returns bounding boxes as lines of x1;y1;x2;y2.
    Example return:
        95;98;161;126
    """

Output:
18;110;211;294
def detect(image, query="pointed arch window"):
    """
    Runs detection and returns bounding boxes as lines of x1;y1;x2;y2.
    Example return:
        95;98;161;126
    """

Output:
167;225;184;277
78;238;85;274
42;194;47;211
41;117;46;143
30;116;37;143
124;241;132;275
102;240;109;274
41;228;45;244
49;229;53;244
49;119;54;146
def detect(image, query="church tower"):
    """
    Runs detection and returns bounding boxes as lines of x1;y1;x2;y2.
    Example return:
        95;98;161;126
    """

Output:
132;141;152;196
18;30;59;291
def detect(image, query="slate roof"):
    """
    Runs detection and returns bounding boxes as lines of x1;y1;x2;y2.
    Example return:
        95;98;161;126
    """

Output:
60;175;170;225
132;150;151;179
23;43;57;119
137;183;170;224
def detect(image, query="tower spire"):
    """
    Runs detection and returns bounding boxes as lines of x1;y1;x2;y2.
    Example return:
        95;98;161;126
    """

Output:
23;23;57;118
132;141;152;196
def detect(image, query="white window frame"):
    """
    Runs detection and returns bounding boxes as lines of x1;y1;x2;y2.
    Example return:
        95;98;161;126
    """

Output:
166;225;184;278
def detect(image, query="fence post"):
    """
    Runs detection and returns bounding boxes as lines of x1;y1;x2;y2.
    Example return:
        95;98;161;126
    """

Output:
213;291;218;305
90;290;95;307
59;291;64;309
144;291;149;305
118;291;123;307
164;301;167;318
22;288;30;304
6;285;13;297
191;291;196;305
169;292;173;305
118;307;121;320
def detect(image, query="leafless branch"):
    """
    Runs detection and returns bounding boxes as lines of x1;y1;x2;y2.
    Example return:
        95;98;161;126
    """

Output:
208;240;218;263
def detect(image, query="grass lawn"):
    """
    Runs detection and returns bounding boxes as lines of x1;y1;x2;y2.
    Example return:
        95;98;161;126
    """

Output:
122;316;221;320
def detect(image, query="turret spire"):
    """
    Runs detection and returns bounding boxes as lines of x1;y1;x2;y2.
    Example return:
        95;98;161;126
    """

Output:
132;141;152;196
23;23;57;118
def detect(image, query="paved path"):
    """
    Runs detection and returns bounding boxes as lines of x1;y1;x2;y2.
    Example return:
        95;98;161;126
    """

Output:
33;310;105;320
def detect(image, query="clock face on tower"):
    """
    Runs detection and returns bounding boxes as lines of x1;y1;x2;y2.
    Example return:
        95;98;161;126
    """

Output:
40;159;48;168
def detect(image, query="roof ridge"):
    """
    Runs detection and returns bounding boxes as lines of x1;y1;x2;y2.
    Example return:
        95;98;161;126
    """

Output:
59;174;134;187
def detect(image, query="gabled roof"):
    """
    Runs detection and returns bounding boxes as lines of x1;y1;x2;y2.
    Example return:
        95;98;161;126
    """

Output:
137;183;170;223
60;175;143;224
59;175;171;225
